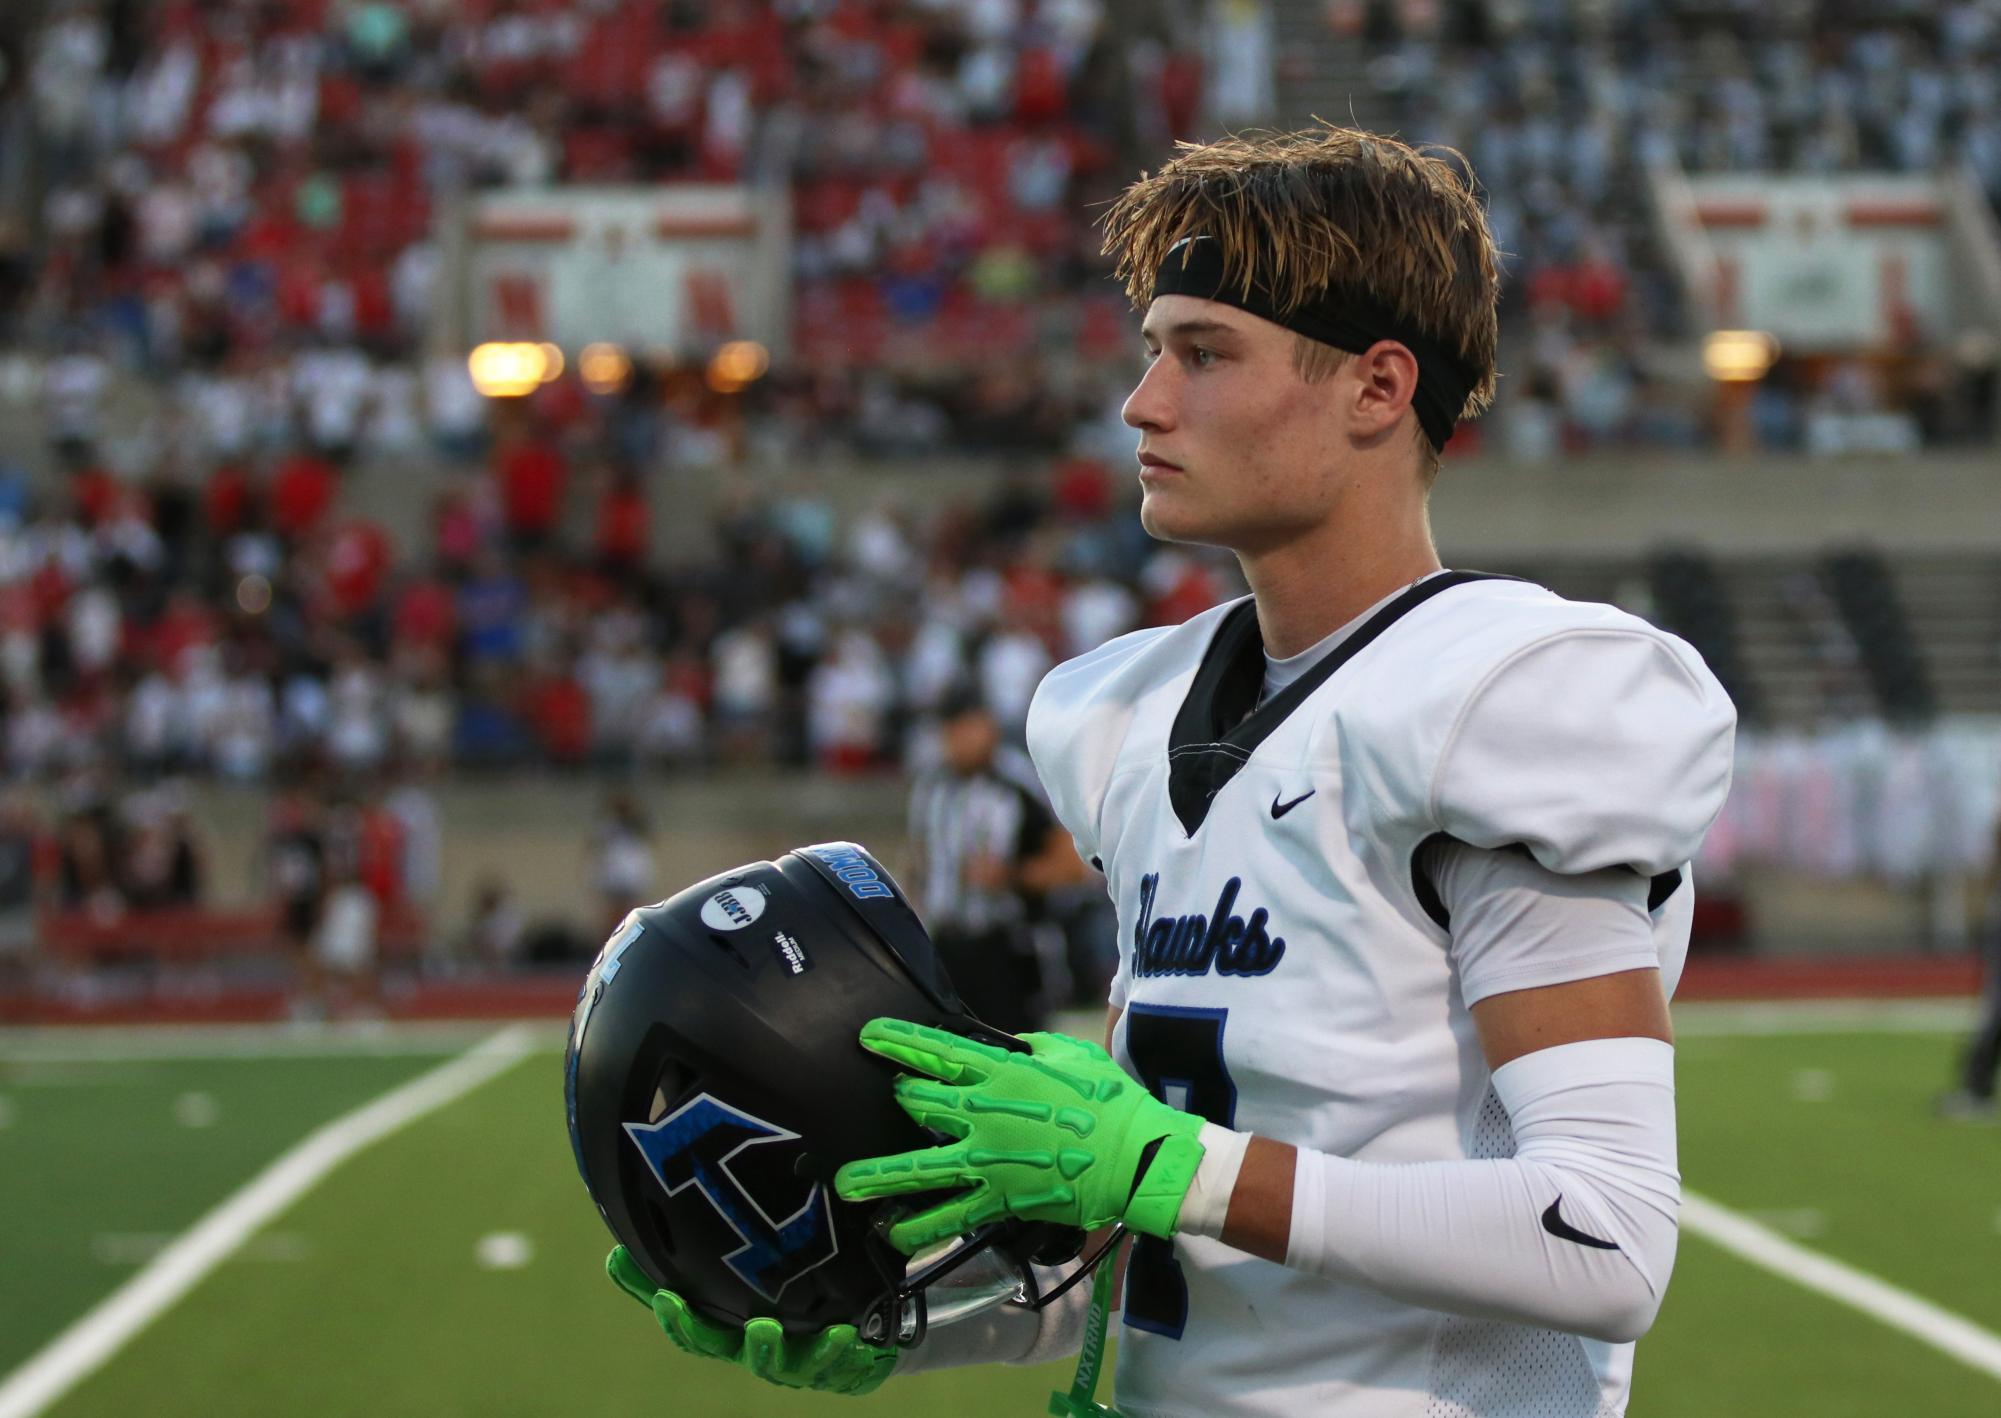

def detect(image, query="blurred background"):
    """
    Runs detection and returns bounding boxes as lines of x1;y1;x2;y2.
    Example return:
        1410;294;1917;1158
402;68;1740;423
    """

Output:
1;2;1999;1416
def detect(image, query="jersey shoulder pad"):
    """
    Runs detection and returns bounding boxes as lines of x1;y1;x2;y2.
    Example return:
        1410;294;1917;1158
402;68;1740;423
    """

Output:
1026;599;1242;863
1420;588;1738;877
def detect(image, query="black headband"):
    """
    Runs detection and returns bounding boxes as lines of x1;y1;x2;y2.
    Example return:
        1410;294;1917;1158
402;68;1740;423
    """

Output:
1150;235;1476;451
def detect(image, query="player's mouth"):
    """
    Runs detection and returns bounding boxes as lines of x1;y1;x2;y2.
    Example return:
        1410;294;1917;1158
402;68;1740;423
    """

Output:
1137;451;1183;480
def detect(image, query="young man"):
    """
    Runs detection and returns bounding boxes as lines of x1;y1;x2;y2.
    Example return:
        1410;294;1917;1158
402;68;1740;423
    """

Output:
612;126;1736;1417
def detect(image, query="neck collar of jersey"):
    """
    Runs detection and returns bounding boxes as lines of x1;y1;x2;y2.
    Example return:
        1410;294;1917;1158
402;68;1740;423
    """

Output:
1166;571;1517;836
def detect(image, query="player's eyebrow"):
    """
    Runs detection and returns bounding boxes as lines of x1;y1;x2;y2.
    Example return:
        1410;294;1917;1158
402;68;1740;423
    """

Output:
1141;318;1241;345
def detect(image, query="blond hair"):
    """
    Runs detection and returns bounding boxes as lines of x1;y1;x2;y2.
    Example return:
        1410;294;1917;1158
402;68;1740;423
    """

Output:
1100;124;1501;483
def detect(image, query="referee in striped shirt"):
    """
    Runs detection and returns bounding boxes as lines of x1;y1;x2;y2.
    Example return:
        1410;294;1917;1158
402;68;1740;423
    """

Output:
907;686;1083;1032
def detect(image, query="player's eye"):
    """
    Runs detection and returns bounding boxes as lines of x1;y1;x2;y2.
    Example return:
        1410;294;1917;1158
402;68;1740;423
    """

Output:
1190;347;1218;367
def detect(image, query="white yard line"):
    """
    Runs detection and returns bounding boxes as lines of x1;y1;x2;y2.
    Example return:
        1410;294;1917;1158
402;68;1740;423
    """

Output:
1682;1192;2001;1382
0;1026;539;1418
1673;998;1975;1036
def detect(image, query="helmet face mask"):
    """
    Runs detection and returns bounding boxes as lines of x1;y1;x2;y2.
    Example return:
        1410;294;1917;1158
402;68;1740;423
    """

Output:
564;841;1088;1342
866;1220;1107;1348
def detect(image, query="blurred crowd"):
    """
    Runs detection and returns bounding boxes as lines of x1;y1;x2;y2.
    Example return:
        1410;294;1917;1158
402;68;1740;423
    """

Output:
0;394;1231;785
0;0;1197;463
0;0;1995;823
0;2;1994;803
3;2;1998;1013
1;0;1997;476
0;292;1229;1010
1333;0;2001;455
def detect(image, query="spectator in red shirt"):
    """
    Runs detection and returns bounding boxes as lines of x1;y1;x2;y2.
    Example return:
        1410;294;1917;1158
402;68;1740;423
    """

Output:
70;461;120;529
145;590;220;675
521;665;591;765
1051;453;1113;522
355;799;405;907
1569;240;1630;328
391;570;457;655
205;462;256;539
494;425;567;555
432;471;496;579
270;449;339;543
323;518;394;625
593;466;649;583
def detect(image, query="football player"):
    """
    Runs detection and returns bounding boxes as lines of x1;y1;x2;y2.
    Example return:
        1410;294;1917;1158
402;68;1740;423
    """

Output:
611;124;1734;1417
829;126;1735;1415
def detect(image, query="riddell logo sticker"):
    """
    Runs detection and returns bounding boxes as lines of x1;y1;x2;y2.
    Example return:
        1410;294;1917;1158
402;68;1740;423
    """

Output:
700;887;766;932
771;931;811;976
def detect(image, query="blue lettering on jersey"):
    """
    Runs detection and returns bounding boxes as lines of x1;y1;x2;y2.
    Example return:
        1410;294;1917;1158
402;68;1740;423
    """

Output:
1131;874;1286;979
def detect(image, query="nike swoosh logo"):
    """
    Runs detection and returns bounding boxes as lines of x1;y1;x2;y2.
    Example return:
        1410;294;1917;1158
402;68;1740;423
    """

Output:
1542;1196;1620;1251
1270;790;1316;819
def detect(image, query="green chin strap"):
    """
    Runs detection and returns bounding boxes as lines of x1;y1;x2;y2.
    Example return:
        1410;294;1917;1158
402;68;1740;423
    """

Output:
1048;1236;1122;1417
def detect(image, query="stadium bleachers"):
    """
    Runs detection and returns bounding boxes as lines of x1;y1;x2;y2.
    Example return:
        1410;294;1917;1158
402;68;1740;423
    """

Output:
0;2;1996;1008
1278;0;2001;452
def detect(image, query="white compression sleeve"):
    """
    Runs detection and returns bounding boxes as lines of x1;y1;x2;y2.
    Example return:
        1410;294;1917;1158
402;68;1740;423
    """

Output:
1278;1037;1680;1345
891;1260;1092;1375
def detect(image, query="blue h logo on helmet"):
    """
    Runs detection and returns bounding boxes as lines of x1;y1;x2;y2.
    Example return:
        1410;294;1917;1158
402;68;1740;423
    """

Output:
624;1094;841;1303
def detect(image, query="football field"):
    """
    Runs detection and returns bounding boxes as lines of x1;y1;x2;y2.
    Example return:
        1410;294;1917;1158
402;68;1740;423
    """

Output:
3;1005;1998;1418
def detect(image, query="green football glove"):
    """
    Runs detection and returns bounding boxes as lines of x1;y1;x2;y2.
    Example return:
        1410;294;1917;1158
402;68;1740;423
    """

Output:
832;1018;1206;1255
605;1246;897;1396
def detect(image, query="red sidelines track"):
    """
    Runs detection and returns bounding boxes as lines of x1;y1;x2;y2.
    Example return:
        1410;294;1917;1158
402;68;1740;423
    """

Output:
0;953;1983;1027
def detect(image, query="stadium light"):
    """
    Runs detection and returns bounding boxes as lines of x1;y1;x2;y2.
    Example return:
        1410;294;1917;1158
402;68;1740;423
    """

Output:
579;342;632;395
468;342;555;398
1703;330;1781;383
706;339;770;394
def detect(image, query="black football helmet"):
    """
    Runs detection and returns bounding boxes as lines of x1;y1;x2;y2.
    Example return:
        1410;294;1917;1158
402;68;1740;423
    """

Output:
564;841;1097;1345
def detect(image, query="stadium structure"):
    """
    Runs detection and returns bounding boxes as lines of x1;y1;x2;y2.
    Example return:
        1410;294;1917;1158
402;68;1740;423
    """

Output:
1;4;2000;1416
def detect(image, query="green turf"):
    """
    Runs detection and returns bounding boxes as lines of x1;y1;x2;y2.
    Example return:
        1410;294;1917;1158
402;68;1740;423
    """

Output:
0;1048;451;1374
1674;1029;2001;1330
43;1050;1079;1418
12;1026;2001;1416
1635;1228;1997;1416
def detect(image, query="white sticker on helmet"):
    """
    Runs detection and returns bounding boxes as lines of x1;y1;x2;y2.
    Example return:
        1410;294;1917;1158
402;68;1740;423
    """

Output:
700;887;766;932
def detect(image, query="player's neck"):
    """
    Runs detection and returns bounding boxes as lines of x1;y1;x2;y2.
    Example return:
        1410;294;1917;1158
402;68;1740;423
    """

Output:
1238;510;1441;659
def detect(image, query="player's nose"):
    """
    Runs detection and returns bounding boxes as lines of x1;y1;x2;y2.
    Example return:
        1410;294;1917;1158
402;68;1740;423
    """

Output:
1121;357;1176;433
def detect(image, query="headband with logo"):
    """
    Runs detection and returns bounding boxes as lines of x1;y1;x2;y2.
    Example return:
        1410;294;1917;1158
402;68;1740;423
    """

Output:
1150;235;1476;451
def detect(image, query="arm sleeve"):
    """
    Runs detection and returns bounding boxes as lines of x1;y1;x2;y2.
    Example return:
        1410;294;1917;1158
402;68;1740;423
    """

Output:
1423;837;1660;1007
1431;630;1736;877
1248;1038;1679;1345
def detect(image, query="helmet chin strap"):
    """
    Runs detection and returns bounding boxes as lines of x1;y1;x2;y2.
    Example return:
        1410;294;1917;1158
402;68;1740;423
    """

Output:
1048;1243;1124;1417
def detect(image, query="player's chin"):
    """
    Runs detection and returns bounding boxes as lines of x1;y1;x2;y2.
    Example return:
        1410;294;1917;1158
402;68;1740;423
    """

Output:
1137;484;1215;545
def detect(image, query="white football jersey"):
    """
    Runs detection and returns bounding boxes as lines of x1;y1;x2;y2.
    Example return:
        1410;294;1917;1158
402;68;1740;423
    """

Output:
1024;573;1736;1418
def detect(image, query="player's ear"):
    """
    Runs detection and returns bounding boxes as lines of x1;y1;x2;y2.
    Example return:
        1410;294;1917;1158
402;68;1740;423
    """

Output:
1347;340;1420;443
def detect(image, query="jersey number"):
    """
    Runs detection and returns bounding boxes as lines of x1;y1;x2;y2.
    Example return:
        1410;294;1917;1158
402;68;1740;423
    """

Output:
1122;1004;1236;1340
